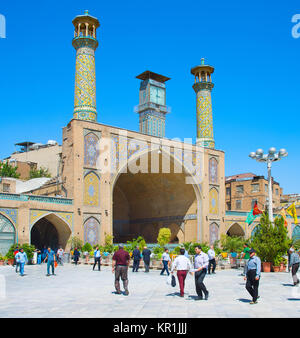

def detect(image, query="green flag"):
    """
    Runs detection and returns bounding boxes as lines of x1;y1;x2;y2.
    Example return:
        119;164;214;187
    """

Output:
245;209;257;225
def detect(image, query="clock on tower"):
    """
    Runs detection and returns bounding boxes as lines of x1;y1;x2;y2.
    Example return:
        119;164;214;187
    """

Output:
136;71;170;138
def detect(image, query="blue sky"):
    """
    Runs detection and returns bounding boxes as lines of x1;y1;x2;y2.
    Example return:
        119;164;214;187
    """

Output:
0;0;299;194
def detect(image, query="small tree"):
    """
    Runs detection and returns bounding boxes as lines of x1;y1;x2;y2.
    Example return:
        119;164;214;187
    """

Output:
103;232;114;253
250;212;291;264
68;236;83;250
0;161;20;178
82;242;93;253
29;167;51;179
157;228;171;247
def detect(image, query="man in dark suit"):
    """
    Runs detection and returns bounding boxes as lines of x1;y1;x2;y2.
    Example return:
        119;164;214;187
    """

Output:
142;246;152;273
132;246;141;272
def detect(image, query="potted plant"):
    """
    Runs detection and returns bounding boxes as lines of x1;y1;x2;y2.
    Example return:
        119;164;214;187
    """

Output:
280;257;287;272
0;255;5;265
273;254;281;272
220;235;244;267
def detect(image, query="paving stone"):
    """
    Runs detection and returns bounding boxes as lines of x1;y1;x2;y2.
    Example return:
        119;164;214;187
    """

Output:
0;264;300;317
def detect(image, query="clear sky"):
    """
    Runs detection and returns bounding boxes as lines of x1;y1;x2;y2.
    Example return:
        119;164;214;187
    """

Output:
0;0;299;194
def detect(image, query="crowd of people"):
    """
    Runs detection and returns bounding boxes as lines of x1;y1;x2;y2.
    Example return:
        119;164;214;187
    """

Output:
9;242;300;305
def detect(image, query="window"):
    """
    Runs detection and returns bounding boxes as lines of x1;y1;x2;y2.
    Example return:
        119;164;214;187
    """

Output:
236;200;242;210
226;187;231;196
251;199;258;208
251;184;259;193
226;202;231;210
236;185;244;194
265;184;268;193
2;184;10;192
275;189;279;196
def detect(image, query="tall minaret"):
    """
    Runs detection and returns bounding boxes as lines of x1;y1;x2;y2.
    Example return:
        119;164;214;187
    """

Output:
191;58;215;148
72;11;100;121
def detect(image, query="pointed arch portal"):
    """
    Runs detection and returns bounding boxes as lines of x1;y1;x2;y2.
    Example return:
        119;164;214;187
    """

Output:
30;213;72;251
112;150;201;243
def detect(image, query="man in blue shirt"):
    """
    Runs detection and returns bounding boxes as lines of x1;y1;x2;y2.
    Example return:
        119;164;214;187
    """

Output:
244;249;261;304
93;247;101;271
44;247;56;276
15;248;28;276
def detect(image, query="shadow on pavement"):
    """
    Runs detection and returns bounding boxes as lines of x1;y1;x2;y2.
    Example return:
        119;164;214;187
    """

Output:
237;298;251;303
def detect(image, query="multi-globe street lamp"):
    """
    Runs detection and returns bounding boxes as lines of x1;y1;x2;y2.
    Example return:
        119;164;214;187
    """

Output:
249;147;288;222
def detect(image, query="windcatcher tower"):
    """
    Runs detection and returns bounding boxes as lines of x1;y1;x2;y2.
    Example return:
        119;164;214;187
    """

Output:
136;71;170;138
191;58;215;148
72;10;100;121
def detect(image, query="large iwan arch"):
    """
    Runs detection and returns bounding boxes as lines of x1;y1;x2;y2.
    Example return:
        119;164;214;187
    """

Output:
112;148;202;243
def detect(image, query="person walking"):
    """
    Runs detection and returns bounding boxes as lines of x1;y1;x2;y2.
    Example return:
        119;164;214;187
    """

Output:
289;248;300;286
93;247;102;271
44;247;56;276
13;246;20;273
41;246;47;262
193;246;209;300
240;243;251;276
244;249;261;304
171;248;192;297
288;245;295;273
132;246;141;272
160;248;171;276
15;248;28;277
56;247;64;266
142;246;151;273
37;250;42;264
73;248;80;265
112;245;130;295
207;245;216;274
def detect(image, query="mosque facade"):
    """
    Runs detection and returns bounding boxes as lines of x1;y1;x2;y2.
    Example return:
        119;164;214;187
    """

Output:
0;11;296;254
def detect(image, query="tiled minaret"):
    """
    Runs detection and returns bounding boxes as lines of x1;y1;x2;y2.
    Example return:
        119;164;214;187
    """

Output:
191;58;215;148
72;11;100;121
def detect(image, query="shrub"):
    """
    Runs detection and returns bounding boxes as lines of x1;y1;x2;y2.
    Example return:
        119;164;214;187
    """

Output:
82;242;93;253
189;243;209;255
157;228;171;247
220;234;245;253
153;246;164;254
21;243;36;261
6;243;20;259
250;212;292;264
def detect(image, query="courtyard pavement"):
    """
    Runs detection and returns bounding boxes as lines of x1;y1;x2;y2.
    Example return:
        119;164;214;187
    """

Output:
0;263;300;318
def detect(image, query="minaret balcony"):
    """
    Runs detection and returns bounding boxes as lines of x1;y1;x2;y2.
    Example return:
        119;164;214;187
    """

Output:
134;102;171;114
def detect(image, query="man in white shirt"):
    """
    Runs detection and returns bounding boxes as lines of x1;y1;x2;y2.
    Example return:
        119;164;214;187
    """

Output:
160;248;171;276
171;248;192;297
57;247;64;266
207;245;216;274
193;246;209;300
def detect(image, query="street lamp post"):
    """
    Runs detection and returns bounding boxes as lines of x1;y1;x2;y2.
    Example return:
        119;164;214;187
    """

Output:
249;147;288;222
